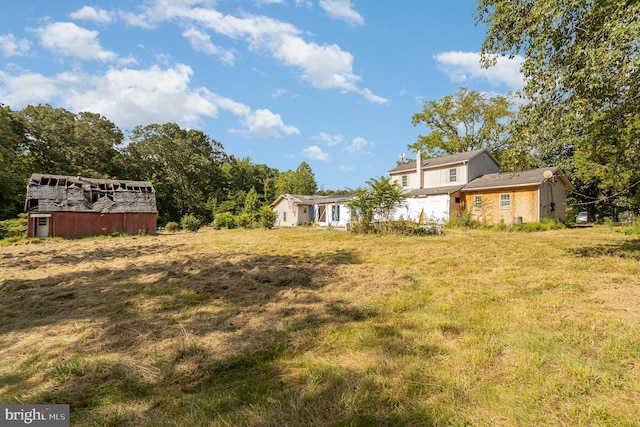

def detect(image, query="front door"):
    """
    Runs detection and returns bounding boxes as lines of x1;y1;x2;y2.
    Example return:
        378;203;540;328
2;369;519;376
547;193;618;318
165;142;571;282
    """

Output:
35;216;49;237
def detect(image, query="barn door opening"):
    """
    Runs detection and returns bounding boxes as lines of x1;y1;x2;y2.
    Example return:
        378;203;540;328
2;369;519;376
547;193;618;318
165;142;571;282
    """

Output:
35;216;50;237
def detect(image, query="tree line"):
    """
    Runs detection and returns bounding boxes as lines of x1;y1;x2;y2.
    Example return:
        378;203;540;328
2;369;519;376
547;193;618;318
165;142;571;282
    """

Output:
0;104;322;224
2;2;638;225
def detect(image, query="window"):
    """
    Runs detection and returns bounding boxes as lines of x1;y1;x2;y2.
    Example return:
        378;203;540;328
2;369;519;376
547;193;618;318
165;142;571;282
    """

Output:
303;207;308;214
401;175;408;187
449;168;457;183
283;211;287;222
473;195;483;210
454;197;461;204
500;194;511;209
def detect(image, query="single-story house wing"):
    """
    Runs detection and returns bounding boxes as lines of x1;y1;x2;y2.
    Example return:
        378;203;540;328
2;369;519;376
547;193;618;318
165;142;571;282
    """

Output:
271;194;353;228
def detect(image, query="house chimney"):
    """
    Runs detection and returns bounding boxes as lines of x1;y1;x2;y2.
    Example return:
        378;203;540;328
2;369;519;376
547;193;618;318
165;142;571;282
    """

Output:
416;150;424;189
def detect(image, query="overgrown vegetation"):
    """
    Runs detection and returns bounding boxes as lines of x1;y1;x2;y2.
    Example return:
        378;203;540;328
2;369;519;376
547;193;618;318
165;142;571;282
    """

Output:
446;211;566;232
1;227;639;426
0;214;27;240
179;214;201;232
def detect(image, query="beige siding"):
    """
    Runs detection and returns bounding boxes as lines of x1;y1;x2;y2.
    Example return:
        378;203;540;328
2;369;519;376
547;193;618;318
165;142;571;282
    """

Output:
423;166;467;187
464;185;540;224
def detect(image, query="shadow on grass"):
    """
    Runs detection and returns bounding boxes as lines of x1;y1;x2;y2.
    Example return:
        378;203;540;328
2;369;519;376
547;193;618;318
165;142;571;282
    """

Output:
0;242;445;425
567;239;640;260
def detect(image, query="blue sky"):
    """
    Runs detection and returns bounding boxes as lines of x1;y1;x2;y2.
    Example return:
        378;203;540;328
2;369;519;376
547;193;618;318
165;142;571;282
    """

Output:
0;0;524;191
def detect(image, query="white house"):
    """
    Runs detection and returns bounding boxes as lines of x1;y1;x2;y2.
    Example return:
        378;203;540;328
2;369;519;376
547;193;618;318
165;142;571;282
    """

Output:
270;194;353;228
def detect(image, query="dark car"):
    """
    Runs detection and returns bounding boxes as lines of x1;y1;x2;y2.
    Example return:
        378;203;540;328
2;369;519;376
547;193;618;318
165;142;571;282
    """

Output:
576;211;589;224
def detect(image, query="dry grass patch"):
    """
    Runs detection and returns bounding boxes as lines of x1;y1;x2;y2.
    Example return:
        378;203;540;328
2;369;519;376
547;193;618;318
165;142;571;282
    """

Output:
1;227;640;425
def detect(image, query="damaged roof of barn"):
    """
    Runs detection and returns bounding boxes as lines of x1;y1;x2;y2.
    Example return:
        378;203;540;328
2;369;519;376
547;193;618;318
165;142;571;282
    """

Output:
25;174;157;214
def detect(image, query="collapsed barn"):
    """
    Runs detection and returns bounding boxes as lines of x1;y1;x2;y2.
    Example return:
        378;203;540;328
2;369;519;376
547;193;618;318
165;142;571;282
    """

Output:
24;174;157;238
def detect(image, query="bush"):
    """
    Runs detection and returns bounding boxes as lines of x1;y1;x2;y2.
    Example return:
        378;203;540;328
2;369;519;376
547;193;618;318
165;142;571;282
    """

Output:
165;221;180;232
257;206;277;229
213;212;237;229
446;210;480;229
180;214;201;232
0;214;28;240
236;213;253;229
617;219;640;236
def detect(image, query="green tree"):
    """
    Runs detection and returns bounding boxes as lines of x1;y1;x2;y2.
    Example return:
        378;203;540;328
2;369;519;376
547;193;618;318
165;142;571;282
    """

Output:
15;104;124;178
243;187;261;219
124;123;228;224
348;176;408;226
476;0;640;215
0;105;27;219
410;87;513;162
275;161;317;195
222;156;280;205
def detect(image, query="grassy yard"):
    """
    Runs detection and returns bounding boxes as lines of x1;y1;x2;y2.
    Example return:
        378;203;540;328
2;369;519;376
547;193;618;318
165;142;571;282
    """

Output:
1;226;639;426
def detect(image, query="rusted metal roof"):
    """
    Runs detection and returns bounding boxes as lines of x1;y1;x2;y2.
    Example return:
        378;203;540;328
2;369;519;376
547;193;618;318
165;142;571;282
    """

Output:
25;174;157;214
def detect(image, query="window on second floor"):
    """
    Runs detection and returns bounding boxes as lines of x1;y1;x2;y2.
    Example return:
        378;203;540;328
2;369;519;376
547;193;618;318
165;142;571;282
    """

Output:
500;194;511;209
283;211;287;222
401;175;408;187
473;195;483;210
449;168;457;183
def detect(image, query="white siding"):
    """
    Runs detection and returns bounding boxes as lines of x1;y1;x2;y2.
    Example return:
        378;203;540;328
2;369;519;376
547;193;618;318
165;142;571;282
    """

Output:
422;166;468;187
392;195;451;223
315;203;352;228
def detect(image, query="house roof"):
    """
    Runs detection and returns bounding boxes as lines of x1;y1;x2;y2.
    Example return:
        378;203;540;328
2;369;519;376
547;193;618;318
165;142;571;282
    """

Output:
461;167;574;191
406;185;465;197
25;173;157;213
388;148;501;174
270;193;353;207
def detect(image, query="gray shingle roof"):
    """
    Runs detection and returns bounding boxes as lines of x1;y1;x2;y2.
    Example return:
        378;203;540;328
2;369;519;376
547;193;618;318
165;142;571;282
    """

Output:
407;185;465;197
388;148;500;174
462;167;573;191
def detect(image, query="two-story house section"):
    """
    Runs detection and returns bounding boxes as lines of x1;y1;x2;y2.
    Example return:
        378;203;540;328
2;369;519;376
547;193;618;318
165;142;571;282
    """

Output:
388;149;501;223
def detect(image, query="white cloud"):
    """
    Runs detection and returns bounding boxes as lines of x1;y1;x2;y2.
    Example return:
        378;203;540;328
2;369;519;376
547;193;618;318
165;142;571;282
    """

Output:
127;1;385;102
0;34;31;56
209;93;252;117
0;63;297;135
182;28;235;65
312;132;344;146
255;0;285;4
319;0;364;26
302;145;330;161
434;51;525;91
0;70;62;104
339;164;354;172
345;136;370;153
235;108;300;137
271;88;287;98
69;6;114;24
118;10;157;29
358;87;388;104
35;22;117;61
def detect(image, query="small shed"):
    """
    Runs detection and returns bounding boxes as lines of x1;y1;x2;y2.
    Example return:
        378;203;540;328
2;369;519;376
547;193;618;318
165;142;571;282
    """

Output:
24;174;157;238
